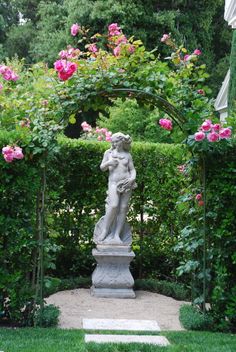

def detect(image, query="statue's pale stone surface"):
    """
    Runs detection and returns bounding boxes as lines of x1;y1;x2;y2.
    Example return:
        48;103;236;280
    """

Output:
91;133;136;298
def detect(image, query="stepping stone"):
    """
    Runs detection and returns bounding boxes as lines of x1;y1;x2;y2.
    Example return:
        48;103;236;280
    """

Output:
85;334;170;346
83;318;160;331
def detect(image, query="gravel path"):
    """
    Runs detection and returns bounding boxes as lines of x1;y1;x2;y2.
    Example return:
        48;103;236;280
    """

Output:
47;289;189;331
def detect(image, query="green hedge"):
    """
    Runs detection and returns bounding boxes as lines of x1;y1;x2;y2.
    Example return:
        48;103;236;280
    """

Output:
47;136;188;279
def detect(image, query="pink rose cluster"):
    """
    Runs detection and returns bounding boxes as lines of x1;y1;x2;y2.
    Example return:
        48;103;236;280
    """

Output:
108;23;121;36
2;145;24;163
194;119;232;142
71;23;81;36
160;34;170;43
159;118;172;131
95;127;112;142
81;121;92;132
88;43;98;53
59;46;81;59
54;60;77;81
195;193;204;206
81;122;112;142
108;23;135;57
0;65;19;81
183;49;202;62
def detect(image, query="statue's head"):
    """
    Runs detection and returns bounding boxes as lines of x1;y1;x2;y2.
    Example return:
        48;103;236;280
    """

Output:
111;132;132;151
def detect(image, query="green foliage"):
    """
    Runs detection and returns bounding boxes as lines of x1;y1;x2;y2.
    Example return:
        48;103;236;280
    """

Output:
175;144;236;331
0;0;230;94
179;304;214;331
135;279;190;301
34;304;60;327
1;328;236;352
98;98;179;143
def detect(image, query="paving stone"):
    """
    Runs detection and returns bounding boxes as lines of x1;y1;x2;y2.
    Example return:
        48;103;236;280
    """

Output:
83;318;160;331
85;334;170;346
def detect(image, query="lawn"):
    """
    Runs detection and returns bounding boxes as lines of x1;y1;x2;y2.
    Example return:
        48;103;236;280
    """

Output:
0;328;235;352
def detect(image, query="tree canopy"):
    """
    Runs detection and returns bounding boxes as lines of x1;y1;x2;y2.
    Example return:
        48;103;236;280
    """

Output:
0;0;232;94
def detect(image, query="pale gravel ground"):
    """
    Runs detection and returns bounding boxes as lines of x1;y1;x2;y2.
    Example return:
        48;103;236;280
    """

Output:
46;288;189;331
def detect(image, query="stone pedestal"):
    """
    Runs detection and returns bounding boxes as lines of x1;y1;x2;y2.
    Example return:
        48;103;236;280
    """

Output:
91;244;135;298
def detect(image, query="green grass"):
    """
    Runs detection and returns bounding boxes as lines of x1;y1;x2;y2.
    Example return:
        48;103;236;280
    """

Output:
0;328;235;352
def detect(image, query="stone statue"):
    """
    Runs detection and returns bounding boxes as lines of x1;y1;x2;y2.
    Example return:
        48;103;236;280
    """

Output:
93;132;136;245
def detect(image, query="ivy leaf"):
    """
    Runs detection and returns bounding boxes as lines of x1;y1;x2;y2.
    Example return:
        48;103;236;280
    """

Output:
69;114;76;124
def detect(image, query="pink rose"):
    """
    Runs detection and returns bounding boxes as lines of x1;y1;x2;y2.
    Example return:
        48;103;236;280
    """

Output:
184;54;191;61
2;145;14;155
113;46;121;57
10;72;19;81
128;45;135;54
193;49;202;56
97;135;103;141
197;89;205;95
88;44;98;53
54;60;66;72
194;131;205;141
58;71;70;81
201;119;212;132
105;135;112;142
59;50;68;59
211;123;220;132
95;127;102;133
160;34;170;43
207;131;219;142
1;67;19;81
108;23;121;36
219;127;232;139
2;145;15;163
4;153;14;163
101;128;108;134
195;193;202;201
116;35;127;45
55;60;77;80
81;121;92;132
159;118;172;131
13;146;24;159
71;23;80;36
0;65;7;74
2;69;13;81
67;62;77;73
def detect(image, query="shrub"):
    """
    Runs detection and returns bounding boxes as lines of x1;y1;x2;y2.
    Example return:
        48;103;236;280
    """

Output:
34;304;60;327
179;304;214;331
135;278;190;301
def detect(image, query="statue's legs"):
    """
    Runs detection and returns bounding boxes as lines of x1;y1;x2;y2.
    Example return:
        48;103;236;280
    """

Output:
99;183;119;241
113;191;131;242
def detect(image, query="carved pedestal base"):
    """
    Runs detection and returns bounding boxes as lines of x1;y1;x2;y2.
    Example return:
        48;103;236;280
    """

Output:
91;245;135;299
